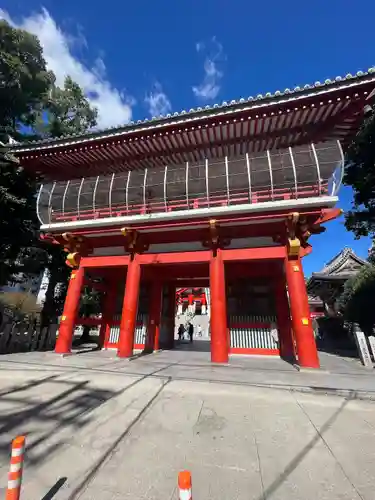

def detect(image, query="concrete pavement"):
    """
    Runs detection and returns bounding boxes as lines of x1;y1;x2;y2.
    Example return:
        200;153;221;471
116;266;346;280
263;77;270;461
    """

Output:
0;348;374;499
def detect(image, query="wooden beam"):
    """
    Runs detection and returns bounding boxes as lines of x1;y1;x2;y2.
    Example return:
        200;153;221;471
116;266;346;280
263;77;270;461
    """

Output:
81;246;285;269
222;247;285;261
80;255;130;268
138;251;211;265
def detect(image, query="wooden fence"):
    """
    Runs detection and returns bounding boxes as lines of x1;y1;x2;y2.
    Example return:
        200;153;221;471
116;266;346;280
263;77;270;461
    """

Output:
0;320;58;354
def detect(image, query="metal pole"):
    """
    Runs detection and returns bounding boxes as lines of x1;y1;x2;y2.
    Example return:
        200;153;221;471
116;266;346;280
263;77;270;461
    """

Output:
62;180;70;217
36;184;43;224
185;161;189;208
108;173;115;216
289;147;298;198
92;175;100;214
225;156;230;204
266;150;274;200
334;139;345;196
143;168;148;211
205;158;210;207
125;170;131;214
164;165;168;211
311;143;322;195
48;182;56;224
77;178;84;220
246;153;252;203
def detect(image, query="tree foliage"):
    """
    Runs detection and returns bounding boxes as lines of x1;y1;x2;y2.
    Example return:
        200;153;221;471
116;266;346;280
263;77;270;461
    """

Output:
344;105;375;238
0;147;38;286
0;20;54;142
338;264;375;335
0;19;98;326
30;76;98;326
36;76;98;138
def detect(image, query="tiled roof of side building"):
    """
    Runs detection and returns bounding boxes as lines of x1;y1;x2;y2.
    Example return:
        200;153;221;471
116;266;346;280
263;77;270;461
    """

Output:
313;247;368;276
7;67;375;152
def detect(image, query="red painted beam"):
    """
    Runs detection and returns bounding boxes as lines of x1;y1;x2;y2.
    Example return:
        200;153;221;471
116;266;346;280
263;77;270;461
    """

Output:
316;208;343;224
83;222;285;249
138;251;211;265
144;265;278;281
222;247;285;261
81;255;130;267
81;247;285;270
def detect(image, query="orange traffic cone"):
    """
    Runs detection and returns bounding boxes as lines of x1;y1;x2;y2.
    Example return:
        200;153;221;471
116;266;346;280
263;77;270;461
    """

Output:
6;436;26;500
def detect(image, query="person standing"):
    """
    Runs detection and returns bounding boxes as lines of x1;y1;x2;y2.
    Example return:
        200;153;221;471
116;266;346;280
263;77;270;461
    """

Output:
188;323;194;343
178;324;185;341
197;324;202;337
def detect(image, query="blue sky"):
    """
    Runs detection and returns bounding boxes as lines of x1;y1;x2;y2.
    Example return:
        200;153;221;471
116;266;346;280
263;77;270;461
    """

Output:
1;0;374;275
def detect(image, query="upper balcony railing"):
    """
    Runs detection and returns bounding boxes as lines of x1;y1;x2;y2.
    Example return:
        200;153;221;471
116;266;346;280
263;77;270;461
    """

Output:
37;140;344;225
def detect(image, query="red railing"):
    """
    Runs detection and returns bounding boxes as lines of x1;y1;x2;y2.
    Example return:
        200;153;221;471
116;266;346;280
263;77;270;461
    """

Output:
50;182;328;224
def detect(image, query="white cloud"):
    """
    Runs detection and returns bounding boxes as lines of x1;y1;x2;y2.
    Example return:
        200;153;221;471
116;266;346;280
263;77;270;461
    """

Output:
0;8;134;129
192;37;224;102
145;83;172;117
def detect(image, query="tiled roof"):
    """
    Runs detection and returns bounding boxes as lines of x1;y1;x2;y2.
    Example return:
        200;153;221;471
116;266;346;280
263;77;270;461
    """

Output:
313;247;367;277
8;66;375;152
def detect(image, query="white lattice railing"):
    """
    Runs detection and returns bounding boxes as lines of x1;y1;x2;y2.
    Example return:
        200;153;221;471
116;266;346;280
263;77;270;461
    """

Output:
229;315;278;350
108;313;148;346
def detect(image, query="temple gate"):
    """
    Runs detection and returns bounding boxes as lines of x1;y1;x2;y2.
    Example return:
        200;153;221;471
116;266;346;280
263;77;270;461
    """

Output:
8;67;375;368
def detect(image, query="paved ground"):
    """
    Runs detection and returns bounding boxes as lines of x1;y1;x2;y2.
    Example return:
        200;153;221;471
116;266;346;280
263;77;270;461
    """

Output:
0;347;375;499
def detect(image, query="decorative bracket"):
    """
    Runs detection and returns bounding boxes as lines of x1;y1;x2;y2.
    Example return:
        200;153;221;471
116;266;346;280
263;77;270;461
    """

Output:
61;232;92;268
285;212;326;257
202;219;231;254
121;227;149;256
40;232;91;268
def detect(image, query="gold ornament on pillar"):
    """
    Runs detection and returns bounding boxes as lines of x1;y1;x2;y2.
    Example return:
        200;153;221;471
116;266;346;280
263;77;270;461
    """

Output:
66;252;81;268
286;212;301;258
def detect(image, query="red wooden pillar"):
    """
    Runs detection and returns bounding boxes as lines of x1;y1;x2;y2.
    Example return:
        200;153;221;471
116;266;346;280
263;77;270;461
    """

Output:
210;250;229;363
118;256;141;358
145;281;163;351
98;283;117;348
55;267;85;354
285;256;320;368
274;280;295;359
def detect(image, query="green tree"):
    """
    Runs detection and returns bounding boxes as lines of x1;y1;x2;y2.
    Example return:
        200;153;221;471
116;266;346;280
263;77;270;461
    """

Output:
344;104;375;238
34;77;98;327
0;20;54;142
36;76;98;138
0;20;98;326
338;264;375;336
0;20;54;286
0;147;38;286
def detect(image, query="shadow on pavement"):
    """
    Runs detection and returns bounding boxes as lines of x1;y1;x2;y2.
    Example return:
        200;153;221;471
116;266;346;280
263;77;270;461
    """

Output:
256;394;353;499
174;340;211;353
0;360;179;474
41;477;67;500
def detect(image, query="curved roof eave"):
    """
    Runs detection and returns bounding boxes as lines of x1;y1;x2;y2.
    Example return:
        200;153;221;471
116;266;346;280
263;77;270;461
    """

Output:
7;67;375;154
